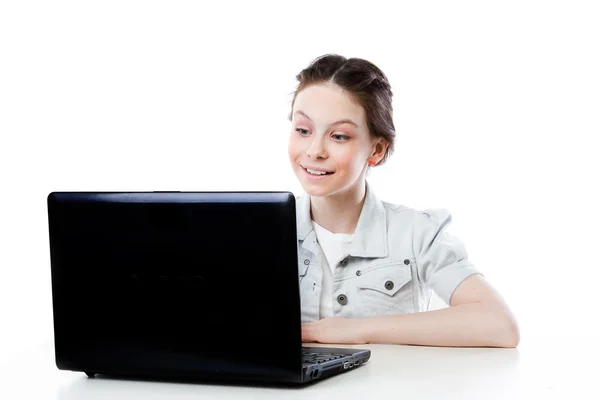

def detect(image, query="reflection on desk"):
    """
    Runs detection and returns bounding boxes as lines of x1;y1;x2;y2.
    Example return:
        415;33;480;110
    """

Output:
0;336;596;400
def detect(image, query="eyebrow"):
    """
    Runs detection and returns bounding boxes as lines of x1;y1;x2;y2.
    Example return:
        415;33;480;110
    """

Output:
294;110;359;128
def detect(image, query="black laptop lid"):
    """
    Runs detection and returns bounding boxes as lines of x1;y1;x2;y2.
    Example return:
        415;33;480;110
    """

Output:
47;192;303;383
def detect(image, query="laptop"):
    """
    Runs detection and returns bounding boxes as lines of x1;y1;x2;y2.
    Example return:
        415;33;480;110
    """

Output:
47;191;371;385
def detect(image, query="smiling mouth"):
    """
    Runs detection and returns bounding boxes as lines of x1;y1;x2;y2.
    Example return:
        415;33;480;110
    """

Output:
302;167;334;176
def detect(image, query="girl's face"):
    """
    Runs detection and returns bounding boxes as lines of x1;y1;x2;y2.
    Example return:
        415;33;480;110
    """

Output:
288;82;381;198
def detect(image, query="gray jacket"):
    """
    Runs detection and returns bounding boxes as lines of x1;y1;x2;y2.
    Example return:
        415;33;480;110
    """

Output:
296;182;482;322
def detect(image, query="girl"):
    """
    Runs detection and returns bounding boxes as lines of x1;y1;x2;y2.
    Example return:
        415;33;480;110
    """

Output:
288;54;519;348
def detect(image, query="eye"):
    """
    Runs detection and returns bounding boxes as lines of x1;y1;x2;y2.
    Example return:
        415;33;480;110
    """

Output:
296;128;309;136
332;134;349;141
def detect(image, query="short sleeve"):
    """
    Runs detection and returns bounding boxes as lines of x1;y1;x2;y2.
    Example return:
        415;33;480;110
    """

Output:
412;208;482;305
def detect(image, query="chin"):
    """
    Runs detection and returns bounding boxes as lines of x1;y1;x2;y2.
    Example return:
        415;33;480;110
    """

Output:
294;166;347;198
299;180;342;198
302;187;329;198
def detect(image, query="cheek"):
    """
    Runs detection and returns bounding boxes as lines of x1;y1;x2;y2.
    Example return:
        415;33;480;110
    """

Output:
334;149;364;172
288;134;302;159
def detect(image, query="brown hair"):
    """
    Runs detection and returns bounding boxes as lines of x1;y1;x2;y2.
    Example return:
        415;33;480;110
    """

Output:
288;54;396;166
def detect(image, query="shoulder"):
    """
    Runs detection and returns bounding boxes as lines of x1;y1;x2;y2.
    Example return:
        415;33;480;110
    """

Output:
380;199;451;228
379;198;457;248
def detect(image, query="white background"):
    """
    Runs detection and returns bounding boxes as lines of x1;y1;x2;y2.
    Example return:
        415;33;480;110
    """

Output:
1;0;599;363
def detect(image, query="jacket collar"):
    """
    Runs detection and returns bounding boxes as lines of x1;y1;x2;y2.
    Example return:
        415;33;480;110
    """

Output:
296;181;388;258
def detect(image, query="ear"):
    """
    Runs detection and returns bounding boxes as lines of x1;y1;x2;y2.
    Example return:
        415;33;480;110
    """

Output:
368;138;389;166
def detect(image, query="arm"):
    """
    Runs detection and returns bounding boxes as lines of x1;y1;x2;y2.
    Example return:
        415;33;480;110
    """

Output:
302;275;520;348
363;274;519;347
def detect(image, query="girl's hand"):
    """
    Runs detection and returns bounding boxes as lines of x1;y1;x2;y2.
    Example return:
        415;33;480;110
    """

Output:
302;318;369;344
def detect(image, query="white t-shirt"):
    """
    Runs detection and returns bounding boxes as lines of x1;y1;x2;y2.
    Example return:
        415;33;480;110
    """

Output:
311;220;355;319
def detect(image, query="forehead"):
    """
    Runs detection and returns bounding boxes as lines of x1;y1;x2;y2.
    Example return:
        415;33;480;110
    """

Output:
293;82;366;126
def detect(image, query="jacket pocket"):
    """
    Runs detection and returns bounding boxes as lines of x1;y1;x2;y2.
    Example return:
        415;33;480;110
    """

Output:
298;257;310;278
355;264;414;314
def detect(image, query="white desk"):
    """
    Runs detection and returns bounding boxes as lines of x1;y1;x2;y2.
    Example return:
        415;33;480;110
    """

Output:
0;334;596;399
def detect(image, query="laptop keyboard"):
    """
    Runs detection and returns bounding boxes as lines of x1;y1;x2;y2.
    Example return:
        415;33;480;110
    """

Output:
302;349;347;364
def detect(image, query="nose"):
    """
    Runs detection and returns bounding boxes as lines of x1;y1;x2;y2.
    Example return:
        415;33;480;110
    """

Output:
305;136;327;159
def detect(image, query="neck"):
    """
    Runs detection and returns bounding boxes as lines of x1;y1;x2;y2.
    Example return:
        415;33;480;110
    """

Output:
310;180;367;234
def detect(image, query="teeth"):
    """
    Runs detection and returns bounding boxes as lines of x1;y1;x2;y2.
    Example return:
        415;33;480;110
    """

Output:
306;168;328;175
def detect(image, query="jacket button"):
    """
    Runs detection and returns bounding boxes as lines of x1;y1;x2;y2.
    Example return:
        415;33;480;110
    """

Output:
385;280;394;290
340;257;349;266
404;259;410;265
337;294;348;305
304;259;310;265
356;270;362;276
